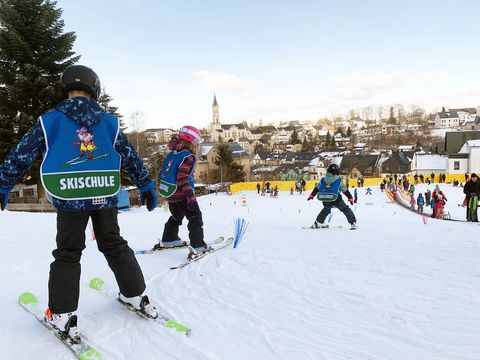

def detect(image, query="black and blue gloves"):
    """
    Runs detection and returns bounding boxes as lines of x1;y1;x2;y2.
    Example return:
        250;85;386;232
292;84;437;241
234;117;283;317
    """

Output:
139;181;158;211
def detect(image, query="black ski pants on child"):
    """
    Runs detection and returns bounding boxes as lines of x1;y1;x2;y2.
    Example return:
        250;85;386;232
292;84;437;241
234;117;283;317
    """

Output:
162;200;204;248
316;198;356;224
49;208;146;313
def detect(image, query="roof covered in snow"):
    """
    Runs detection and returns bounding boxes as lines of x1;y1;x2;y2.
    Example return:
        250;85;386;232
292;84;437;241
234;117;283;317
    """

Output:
459;139;480;153
414;154;447;170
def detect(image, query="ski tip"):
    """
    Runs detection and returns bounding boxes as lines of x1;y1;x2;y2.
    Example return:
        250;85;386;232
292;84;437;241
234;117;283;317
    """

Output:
213;236;225;244
79;348;102;360
165;320;192;335
18;292;39;305
89;277;105;291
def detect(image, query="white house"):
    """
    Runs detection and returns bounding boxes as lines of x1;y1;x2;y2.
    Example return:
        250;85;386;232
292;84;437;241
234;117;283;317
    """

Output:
411;153;447;175
451;139;480;174
434;110;459;129
144;128;176;143
308;157;328;180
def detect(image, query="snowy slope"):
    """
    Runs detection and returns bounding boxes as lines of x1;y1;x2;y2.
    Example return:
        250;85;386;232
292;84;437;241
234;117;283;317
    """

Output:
1;184;480;360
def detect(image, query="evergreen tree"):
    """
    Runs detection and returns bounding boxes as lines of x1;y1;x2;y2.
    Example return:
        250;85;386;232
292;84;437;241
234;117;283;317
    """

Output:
214;143;246;183
0;0;78;179
331;136;337;149
97;87;127;131
290;128;300;144
325;131;331;149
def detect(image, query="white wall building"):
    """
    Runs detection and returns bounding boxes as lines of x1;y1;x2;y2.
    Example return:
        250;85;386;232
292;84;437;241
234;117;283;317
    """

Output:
144;128;176;143
434;111;459;129
454;139;480;173
411;153;447;175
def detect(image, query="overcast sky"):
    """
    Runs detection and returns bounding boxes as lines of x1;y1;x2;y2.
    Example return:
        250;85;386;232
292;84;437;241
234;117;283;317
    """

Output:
57;0;480;130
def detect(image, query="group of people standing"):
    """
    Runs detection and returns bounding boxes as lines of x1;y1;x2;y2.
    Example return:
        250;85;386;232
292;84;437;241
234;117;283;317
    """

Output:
256;181;279;196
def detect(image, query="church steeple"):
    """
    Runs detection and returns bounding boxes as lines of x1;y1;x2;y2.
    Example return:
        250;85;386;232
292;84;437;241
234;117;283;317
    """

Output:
212;93;220;125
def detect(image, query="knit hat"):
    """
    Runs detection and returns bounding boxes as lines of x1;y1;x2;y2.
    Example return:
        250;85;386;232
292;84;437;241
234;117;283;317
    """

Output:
471;173;477;178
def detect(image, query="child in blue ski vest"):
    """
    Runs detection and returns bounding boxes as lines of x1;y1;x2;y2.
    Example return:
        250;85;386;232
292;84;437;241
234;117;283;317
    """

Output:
0;65;158;338
157;126;208;260
307;164;358;229
417;193;425;214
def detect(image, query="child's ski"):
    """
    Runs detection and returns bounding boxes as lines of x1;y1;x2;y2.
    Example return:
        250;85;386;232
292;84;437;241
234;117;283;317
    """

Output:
135;236;224;255
170;237;234;270
18;292;102;360
301;225;343;230
88;277;191;335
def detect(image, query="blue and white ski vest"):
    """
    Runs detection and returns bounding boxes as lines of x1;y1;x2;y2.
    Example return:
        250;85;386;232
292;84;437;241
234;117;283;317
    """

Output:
316;177;342;202
159;150;195;197
39;111;121;200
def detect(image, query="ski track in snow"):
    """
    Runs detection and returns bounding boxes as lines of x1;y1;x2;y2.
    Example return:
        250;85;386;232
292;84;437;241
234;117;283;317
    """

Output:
1;183;480;359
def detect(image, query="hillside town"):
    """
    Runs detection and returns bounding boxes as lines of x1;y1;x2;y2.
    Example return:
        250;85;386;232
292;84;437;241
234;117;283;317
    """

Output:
142;95;480;185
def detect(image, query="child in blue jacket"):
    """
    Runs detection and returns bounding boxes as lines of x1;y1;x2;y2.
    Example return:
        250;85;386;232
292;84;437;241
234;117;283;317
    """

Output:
0;65;158;339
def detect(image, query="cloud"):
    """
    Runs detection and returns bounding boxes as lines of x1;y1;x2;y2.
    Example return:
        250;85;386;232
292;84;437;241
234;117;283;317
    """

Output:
192;70;250;91
328;70;447;101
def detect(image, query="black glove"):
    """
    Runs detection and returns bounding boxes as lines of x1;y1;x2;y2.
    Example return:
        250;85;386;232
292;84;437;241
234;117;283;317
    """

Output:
139;181;158;211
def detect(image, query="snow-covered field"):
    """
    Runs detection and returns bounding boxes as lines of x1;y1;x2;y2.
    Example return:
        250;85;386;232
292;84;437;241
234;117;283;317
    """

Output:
1;183;480;360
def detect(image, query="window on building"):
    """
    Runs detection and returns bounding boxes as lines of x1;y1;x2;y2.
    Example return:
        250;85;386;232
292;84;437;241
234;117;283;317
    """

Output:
454;161;460;170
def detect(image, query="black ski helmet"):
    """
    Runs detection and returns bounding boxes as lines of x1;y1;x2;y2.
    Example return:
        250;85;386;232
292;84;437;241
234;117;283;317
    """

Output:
61;65;101;100
327;163;340;175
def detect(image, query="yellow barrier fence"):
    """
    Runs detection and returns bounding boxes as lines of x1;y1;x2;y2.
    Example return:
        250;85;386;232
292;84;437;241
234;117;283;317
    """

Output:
229;174;468;195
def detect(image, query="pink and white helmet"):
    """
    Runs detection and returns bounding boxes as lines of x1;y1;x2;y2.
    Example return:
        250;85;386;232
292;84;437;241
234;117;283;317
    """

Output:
178;125;203;146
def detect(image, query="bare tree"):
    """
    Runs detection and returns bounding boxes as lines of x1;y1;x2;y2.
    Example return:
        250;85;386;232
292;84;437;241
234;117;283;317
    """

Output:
129;111;145;150
377;106;385;123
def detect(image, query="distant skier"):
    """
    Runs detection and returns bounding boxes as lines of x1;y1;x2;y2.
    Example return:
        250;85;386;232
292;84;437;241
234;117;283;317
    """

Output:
366;187;372;195
435;194;445;219
417;193;425;214
307;164;358;230
0;65;158;338
157;125;209;260
409;193;416;210
432;185;447;218
425;189;431;206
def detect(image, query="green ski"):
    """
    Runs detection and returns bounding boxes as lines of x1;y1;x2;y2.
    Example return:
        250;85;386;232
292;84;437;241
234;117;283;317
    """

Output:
18;292;102;359
89;277;191;335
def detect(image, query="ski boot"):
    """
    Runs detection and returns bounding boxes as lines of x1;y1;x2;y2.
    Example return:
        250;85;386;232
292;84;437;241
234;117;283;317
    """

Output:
44;308;81;342
312;221;329;229
118;293;158;319
153;238;186;251
187;243;212;260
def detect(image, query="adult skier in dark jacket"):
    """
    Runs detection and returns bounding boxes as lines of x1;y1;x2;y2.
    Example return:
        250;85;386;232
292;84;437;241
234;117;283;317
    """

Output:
0;65;158;339
463;173;480;221
307;164;358;229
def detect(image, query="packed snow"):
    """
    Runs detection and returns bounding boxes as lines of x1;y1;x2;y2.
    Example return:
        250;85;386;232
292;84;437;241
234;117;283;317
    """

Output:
1;183;480;359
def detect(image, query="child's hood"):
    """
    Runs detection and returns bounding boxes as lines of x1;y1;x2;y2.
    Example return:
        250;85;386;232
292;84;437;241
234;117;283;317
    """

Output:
55;97;105;127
